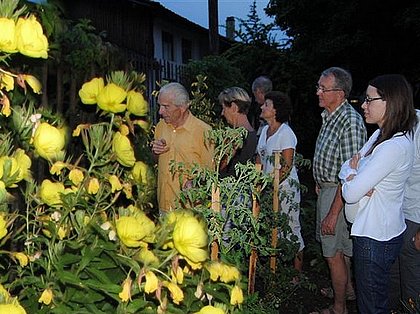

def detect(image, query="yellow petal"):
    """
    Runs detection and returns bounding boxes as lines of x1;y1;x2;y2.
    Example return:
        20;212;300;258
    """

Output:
144;270;158;294
126;90;148;116
119;124;129;136
87;177;100;194
96;83;127;113
15;15;48;59
38;288;53;305
116;213;155;247
0;17;17;53
23;74;42;94
108;175;122;192
112;132;135;167
49;161;66;175
118;278;132;302
33;123;67;161
39;179;65;207
1;72;14;91
138;247;159;266
13;252;29;267
69;169;84;186
131;161;149;184
173;215;208;263
230;285;244;305
195;305;225;314
0;213;7;240
0;304;27;314
13;148;32;181
171;266;184;284
78;77;104;105
164;281;184;305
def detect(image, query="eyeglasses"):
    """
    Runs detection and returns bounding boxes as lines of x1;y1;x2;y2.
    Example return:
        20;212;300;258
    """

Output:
315;85;342;93
364;96;382;104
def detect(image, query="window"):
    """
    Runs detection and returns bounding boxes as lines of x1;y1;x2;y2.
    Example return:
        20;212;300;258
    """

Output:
182;38;192;64
162;31;174;61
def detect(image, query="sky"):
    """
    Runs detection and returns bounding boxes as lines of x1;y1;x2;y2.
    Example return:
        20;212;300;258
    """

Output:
154;0;284;40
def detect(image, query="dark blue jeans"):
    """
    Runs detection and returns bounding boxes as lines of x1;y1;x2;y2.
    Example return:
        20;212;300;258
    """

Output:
354;234;403;314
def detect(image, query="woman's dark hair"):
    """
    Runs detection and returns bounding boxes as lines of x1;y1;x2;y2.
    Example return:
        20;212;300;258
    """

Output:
367;74;417;153
265;91;292;123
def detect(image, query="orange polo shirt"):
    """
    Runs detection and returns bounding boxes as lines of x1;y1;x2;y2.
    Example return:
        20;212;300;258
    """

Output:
155;113;213;211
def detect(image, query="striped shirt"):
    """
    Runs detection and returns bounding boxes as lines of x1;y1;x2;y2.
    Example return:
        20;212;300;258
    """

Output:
313;101;367;185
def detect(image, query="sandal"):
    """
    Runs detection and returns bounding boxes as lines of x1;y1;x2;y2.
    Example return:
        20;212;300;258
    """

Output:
320;287;356;301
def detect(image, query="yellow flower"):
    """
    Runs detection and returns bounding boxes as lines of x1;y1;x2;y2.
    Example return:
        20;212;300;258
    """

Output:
108;175;122;192
39;179;65;207
112;132;135;167
22;74;42;94
38;288;53;305
12;252;29;267
220;264;241;283
195;305;225;314
78;77;104;105
118;278;132;302
173;215;208;264
15;15;48;59
1;94;11;117
131;161;149;185
164;281;184;305
0;304;27;314
96;83;127;113
144;270;158;294
0;17;17;53
1;72;14;91
69;169;84;186
13;148;32;181
33;123;67;161
87;177;100;194
133;119;150;132
122;183;133;199
116;212;155;247
230;285;244;305
0;283;9;300
57;226;68;240
0;156;21;186
205;262;224;281
126;90;148;116
171;266;184;284
50;161;66;175
119;124;129;136
0;214;7;240
138;247;159;266
72;124;90;137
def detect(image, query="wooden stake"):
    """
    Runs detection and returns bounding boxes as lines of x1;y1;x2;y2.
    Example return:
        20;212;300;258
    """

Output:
270;152;281;273
248;164;261;294
210;183;220;261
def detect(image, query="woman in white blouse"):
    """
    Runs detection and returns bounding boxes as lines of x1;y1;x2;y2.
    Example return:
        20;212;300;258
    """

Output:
256;91;304;274
341;74;417;314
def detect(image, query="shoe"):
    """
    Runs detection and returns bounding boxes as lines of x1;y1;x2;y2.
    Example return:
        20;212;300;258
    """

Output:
320;287;356;301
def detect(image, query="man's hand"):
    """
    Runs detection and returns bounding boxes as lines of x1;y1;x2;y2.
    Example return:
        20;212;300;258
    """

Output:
152;138;169;155
321;211;339;235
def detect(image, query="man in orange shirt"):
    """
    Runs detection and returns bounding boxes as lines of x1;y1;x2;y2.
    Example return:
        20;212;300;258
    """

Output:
152;82;213;212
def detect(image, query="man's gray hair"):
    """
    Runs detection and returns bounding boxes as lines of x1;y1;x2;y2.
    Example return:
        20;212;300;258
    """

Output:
158;82;190;107
321;67;352;98
252;76;273;93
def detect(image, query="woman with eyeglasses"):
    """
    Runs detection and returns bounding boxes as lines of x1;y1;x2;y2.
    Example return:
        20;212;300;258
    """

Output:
340;74;417;314
256;91;305;275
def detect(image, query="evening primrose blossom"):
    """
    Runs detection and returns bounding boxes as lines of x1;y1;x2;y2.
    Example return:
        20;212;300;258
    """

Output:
144;270;158;294
173;215;208;265
0;303;27;314
0;214;7;240
230;285;244;305
39;179;65;207
118;278;132;302
79;77;104;104
33;123;67;161
108;175;122;192
96;83;127;113
15;15;48;59
164;281;184;305
87;177;100;194
116;212;155;247
126;90;148;116
38;288;53;305
12;252;29;267
69;169;84;186
112;132;135;167
131;161;149;185
0;17;17;53
194;305;225;314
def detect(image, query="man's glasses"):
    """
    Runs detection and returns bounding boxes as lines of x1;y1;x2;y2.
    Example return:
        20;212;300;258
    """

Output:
315;85;342;93
363;96;382;104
